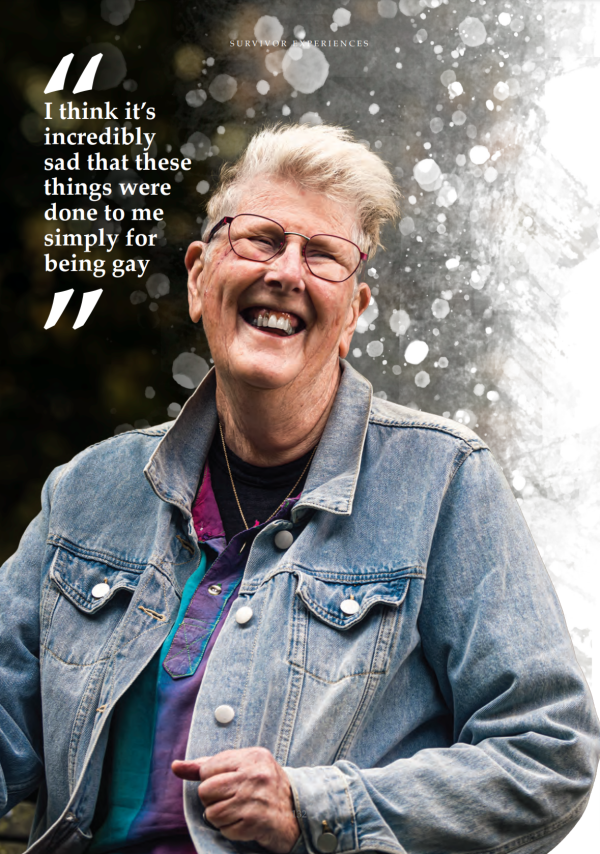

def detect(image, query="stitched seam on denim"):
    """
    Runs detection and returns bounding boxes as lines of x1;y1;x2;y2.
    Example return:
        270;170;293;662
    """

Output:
334;764;358;848
231;591;268;752
48;537;147;572
68;585;171;794
49;462;70;500
339;846;403;853
40;645;110;666
68;661;108;791
51;575;137;613
291;501;350;516
40;554;61;649
288;564;425;583
467;793;589;854
241;565;425;594
368;415;488;449
164;621;196;673
291;663;387;684
48;429;167;505
67;569;170;789
336;604;401;759
440;443;481;507
277;585;307;764
298;585;409;629
344;382;373;515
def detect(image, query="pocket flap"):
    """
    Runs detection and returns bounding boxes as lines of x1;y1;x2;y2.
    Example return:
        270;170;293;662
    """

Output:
295;572;409;629
50;546;143;614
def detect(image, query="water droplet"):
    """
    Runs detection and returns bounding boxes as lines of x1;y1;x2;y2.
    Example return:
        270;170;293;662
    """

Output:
469;145;490;165
367;340;384;357
431;298;450;319
172;353;209;389
390;309;411;336
209;74;237;103
282;44;329;94
377;0;397;18
399;217;415;236
146;274;170;298
185;89;207;108
493;81;510;101
458;17;487;48
404;340;428;365
254;15;284;42
333;8;351;26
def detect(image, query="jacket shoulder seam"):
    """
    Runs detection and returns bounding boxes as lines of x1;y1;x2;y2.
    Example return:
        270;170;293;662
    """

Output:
368;414;486;451
48;426;171;502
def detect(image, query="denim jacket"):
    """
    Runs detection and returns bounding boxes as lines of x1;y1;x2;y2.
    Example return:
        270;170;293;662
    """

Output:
1;362;598;854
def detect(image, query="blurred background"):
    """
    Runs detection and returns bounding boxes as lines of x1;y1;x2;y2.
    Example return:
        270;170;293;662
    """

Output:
1;0;599;850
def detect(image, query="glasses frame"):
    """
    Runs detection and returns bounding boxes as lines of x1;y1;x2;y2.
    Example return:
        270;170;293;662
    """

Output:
206;214;368;283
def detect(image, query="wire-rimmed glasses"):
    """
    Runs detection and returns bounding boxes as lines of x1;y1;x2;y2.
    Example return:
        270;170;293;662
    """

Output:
206;214;367;283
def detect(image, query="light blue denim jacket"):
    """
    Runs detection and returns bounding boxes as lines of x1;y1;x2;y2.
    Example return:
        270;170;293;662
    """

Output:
1;362;598;854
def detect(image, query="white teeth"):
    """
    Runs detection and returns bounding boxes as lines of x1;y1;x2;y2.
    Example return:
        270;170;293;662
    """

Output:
250;310;298;335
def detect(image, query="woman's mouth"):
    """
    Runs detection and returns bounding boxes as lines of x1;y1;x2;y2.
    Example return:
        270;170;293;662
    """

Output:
241;307;305;337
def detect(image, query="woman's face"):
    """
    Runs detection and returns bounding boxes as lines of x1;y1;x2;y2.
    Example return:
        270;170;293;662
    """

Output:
185;177;371;396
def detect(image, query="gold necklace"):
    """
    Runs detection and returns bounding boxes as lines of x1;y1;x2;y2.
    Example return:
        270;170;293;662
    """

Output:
218;422;317;531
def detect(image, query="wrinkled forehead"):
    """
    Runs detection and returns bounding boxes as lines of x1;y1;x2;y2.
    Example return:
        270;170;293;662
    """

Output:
232;176;360;241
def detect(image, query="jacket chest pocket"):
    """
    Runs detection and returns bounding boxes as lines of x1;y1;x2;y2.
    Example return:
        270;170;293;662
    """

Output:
42;547;144;666
288;571;409;683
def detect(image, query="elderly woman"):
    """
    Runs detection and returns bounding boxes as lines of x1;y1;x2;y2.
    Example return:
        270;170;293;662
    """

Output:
0;125;598;854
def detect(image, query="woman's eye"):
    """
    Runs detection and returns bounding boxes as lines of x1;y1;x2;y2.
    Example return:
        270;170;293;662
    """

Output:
251;234;278;248
308;248;336;260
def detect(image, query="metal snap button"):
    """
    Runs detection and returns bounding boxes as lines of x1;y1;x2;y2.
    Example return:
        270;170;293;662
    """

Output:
235;606;253;625
214;704;235;724
91;582;110;599
274;530;294;550
316;831;338;853
208;584;222;596
340;598;359;615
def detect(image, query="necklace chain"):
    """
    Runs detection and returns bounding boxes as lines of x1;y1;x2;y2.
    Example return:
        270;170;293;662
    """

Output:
218;422;317;531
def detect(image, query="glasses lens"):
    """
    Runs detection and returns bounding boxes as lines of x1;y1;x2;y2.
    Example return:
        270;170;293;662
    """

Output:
305;235;361;282
229;215;285;261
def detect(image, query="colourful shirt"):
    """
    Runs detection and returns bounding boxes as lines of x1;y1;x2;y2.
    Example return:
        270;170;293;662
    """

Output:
90;462;298;853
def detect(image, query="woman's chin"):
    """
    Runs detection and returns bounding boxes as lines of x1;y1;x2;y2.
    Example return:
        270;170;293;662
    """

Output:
225;352;302;392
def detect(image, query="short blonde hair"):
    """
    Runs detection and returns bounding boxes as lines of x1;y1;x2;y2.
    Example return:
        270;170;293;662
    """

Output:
204;124;400;259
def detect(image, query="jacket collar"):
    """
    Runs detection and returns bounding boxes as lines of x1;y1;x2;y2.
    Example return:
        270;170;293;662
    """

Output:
144;360;373;519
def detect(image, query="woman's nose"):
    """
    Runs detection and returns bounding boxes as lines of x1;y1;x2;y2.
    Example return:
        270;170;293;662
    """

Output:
264;236;306;287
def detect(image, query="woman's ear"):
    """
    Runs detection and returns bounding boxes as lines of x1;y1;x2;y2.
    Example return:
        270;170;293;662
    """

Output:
338;282;371;359
185;241;205;323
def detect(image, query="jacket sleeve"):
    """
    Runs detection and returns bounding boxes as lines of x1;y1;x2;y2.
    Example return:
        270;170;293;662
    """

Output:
285;447;600;854
0;467;64;816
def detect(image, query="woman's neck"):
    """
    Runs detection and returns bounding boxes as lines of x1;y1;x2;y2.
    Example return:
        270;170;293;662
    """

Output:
215;363;341;466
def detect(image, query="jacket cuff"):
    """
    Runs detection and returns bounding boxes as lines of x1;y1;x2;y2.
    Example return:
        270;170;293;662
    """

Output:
285;766;357;854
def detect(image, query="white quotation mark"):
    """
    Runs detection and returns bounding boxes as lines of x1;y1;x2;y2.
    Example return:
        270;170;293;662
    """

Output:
44;52;103;94
44;54;104;329
44;290;103;330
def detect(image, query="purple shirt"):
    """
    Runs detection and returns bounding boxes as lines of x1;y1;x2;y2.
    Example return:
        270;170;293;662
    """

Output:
89;462;298;853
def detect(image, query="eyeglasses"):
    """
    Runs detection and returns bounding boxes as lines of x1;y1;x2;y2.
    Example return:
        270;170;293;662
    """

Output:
206;213;367;283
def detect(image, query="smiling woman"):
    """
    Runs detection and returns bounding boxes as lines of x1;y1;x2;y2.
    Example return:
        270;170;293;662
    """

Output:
183;125;401;467
1;123;599;854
